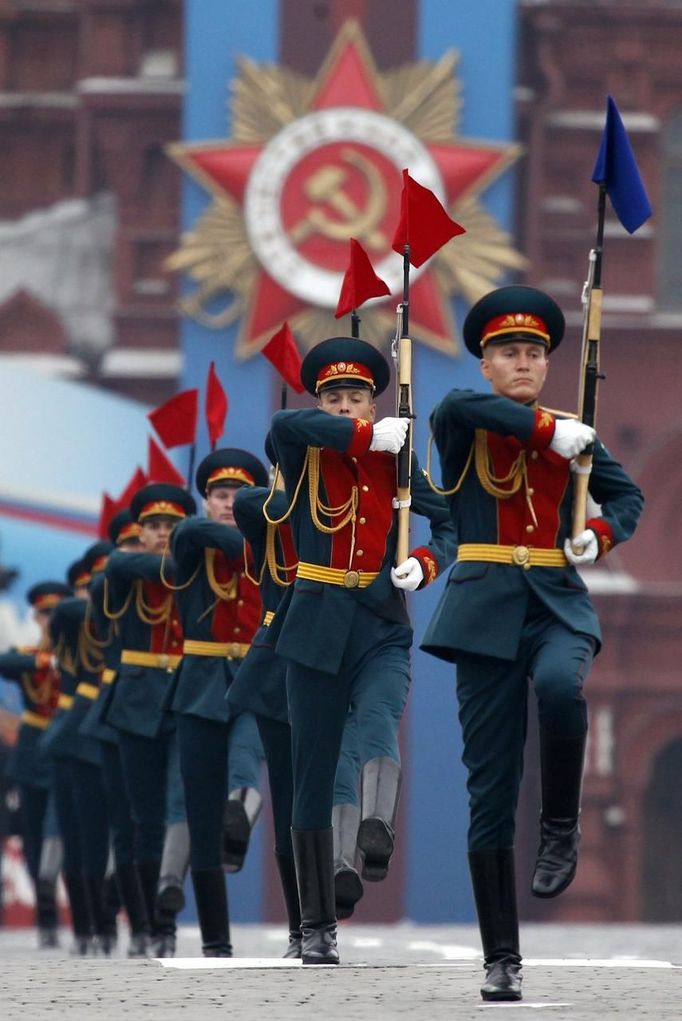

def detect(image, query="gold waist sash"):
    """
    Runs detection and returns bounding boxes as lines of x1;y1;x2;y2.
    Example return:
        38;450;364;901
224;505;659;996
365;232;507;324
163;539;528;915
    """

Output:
296;562;379;589
183;639;250;660
262;611;274;627
101;668;116;685
21;710;49;730
57;694;74;710
75;682;99;700
120;650;182;671
457;543;568;570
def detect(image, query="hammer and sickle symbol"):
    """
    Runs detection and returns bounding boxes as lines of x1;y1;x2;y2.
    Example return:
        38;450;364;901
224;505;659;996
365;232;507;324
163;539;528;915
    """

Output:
289;148;387;250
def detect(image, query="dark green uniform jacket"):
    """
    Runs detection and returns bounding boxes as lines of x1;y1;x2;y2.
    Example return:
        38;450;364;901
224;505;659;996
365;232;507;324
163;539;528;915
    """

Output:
269;408;457;675
420;389;644;663
40;598;101;765
103;550;183;738
0;647;58;787
227;488;295;723
169;516;261;722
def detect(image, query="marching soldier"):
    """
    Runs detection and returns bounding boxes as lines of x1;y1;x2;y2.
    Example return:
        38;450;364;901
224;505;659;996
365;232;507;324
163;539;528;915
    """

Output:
103;482;194;957
421;286;643;1001
229;450;366;941
168;448;267;957
42;559;112;955
79;515;151;956
0;581;69;947
268;336;456;965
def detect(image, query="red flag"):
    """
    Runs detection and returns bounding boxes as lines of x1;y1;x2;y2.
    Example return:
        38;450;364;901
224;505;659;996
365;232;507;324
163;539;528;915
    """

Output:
261;322;305;394
147;389;199;449
205;361;228;448
147;437;186;487
117;466;148;510
391;169;466;268
335;238;391;318
97;492;117;540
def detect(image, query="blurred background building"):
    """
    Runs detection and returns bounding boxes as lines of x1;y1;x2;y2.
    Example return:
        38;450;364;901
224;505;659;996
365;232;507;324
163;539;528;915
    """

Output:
0;0;679;925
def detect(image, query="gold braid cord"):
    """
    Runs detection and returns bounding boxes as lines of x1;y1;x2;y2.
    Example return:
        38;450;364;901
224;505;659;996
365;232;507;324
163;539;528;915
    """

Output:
77;625;105;674
160;547;201;592
425;429;538;526
102;577;134;621
84;600;112;649
265;524;297;587
262;455;309;526
134;581;173;626
204;548;238;602
306;447;359;565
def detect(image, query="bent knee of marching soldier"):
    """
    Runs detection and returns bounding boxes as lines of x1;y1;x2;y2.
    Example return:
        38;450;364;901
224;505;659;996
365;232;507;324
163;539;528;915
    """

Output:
532;632;594;734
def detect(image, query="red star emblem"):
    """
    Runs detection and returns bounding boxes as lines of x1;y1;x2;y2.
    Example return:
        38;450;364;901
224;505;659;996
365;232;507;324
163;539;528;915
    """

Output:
167;21;523;358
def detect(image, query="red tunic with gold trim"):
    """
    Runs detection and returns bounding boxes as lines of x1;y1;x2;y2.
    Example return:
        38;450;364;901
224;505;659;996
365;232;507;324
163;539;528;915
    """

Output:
269;408;457;674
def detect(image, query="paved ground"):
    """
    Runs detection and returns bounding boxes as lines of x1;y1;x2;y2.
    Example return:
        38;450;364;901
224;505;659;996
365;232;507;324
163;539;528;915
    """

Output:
1;923;680;1020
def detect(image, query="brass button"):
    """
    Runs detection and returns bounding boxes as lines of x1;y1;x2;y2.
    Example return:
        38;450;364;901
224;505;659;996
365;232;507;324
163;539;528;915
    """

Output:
359;517;366;525
234;627;241;634
343;570;360;588
158;654;169;669
526;525;535;533
527;487;535;496
362;485;369;492
237;599;244;606
351;457;357;463
240;572;245;578
511;545;530;567
531;451;539;460
356;550;364;557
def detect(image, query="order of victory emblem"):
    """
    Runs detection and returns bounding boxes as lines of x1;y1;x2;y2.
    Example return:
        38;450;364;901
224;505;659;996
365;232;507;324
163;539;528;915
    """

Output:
166;20;525;359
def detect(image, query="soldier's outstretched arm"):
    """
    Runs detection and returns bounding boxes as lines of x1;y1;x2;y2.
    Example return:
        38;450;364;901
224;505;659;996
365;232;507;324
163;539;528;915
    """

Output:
581;438;644;557
271;408;373;458
404;454;458;589
171;516;243;565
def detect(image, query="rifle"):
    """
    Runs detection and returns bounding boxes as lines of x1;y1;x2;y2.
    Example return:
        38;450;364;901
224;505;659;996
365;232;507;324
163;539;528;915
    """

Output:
391;245;414;564
572;184;606;548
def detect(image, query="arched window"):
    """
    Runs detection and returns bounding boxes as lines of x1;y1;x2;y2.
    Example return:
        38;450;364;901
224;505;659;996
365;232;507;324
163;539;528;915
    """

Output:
660;110;682;308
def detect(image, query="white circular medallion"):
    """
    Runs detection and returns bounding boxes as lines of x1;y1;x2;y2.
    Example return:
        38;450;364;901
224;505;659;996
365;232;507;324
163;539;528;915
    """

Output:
243;108;445;309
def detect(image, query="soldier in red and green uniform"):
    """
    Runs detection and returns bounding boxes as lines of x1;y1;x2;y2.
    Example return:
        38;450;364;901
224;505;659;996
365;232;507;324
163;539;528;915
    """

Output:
169;448;266;957
0;581;69;947
43;558;112;955
103;482;194;957
79;517;151;957
422;286;643;1002
269;337;457;965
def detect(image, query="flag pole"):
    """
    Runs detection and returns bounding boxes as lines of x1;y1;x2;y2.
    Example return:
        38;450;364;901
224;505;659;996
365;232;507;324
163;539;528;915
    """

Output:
572;184;606;547
187;442;197;493
351;309;361;339
394;245;413;565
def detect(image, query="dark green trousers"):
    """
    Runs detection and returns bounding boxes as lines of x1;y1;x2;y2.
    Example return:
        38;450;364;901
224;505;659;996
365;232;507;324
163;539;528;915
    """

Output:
456;597;594;850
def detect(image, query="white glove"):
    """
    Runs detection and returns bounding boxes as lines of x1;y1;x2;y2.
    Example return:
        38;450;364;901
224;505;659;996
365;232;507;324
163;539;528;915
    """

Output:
564;530;599;566
390;557;424;591
369;417;409;454
549;419;596;459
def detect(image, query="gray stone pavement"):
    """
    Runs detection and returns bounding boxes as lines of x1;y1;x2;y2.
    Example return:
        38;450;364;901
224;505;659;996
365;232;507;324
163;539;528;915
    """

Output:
0;923;680;1020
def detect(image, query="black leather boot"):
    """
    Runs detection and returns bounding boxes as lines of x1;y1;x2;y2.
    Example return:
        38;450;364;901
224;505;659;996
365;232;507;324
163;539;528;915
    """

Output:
86;874;117;955
36;877;59;948
274;853;302;958
139;859;176;958
222;788;262;873
156;821;190;916
468;848;522;1002
332;803;363;919
191;869;232;957
532;731;586;899
63;871;95;956
291;828;339;966
116;863;150;957
357;757;401;882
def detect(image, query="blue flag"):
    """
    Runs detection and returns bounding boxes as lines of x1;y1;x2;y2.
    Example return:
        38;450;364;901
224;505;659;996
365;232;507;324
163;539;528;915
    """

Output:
592;96;652;234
